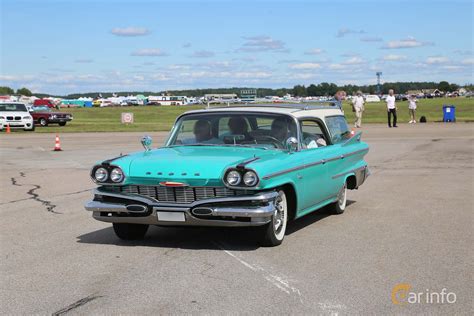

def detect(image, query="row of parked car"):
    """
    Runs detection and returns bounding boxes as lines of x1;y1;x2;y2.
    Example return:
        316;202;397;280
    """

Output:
0;102;73;131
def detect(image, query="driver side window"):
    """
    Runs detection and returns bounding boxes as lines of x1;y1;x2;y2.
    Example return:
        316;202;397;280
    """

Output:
300;120;328;149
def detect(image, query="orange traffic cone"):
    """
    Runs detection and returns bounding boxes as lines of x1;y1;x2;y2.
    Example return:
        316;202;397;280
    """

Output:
53;134;62;151
6;124;11;134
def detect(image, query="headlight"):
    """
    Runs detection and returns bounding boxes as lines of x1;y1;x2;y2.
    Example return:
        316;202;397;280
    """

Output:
110;168;124;183
243;171;258;186
226;170;241;186
94;167;108;182
0;116;4;120
50;115;57;119
23;116;32;120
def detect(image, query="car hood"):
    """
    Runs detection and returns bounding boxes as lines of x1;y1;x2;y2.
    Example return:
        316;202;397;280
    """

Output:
114;146;281;186
0;111;30;116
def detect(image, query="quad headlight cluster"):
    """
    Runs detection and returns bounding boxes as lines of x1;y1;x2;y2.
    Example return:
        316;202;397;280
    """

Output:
92;165;124;183
224;169;259;187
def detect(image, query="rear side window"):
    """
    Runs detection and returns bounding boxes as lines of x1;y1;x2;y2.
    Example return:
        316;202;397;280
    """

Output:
325;116;351;144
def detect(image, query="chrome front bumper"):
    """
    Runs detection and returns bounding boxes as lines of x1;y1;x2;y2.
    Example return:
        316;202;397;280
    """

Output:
84;189;278;227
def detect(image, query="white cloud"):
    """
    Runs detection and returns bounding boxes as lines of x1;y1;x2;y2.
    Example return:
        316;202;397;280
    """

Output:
461;58;474;65
304;48;324;55
342;56;365;65
289;63;321;70
336;28;365;38
182;43;191;48
383;54;407;61
238;36;288;52
190;50;215;58
426;56;449;64
111;27;150;37
382;37;434;49
328;64;346;70
131;49;168;56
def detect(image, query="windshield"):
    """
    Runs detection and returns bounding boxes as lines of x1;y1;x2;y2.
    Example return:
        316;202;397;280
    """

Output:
167;112;297;150
31;106;51;112
0;103;28;112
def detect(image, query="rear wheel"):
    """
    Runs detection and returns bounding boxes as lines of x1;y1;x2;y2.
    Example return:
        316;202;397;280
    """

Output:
113;223;149;240
260;190;288;247
330;182;347;214
59;122;66;126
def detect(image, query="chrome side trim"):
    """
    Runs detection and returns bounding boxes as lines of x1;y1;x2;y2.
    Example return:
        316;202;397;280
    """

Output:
236;157;260;168
332;165;367;179
262;147;369;180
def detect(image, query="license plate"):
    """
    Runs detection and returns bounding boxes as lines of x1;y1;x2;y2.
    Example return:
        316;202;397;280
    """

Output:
157;212;185;222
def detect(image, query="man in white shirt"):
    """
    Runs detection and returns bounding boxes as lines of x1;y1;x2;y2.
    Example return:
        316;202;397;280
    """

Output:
352;91;365;128
386;89;397;128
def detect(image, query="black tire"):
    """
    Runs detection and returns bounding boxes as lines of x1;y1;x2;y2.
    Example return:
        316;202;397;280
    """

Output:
59;122;66;126
39;118;48;126
330;182;347;214
260;190;288;247
113;223;149;240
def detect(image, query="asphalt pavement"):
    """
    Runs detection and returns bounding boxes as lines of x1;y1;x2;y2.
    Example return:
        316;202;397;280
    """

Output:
0;123;473;315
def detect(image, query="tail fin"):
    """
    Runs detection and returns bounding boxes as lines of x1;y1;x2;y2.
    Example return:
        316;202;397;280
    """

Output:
341;131;362;147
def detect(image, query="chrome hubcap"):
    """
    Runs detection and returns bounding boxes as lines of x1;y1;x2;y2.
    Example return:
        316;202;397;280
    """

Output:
274;196;285;232
338;185;346;207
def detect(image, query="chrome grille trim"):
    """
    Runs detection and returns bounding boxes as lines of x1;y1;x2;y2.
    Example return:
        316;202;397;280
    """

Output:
102;185;248;204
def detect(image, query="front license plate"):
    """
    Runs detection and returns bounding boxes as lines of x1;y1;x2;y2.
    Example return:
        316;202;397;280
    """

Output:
157;212;185;222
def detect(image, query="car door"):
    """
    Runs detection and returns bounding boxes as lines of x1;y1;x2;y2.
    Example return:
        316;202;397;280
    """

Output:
324;115;354;194
297;119;334;212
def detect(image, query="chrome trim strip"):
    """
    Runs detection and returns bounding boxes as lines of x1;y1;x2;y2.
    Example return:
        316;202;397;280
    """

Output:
332;166;367;179
262;147;369;180
342;148;369;158
236;157;260;168
85;201;128;213
92;188;278;208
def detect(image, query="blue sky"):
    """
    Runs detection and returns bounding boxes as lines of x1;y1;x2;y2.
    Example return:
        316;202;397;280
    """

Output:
1;0;473;95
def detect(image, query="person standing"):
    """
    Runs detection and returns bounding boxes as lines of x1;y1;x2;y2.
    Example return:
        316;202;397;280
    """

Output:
334;90;346;106
386;89;397;128
352;91;365;128
408;94;417;123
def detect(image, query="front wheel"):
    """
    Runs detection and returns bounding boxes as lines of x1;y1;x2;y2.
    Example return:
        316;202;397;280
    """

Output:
260;190;288;247
39;118;48;126
330;183;347;214
58;122;66;126
113;223;149;240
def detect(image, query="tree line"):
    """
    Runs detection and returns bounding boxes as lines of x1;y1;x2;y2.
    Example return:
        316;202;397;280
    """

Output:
0;81;471;99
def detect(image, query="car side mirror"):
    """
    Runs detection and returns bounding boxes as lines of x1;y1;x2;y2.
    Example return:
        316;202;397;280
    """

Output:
141;135;152;151
285;137;298;153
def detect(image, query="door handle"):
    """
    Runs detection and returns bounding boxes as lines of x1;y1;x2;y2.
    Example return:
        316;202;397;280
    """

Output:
297;174;303;179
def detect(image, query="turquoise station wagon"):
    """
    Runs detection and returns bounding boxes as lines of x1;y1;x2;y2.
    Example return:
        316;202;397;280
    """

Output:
85;103;369;246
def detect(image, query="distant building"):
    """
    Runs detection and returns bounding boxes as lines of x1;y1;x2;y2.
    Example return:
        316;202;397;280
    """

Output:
204;93;237;101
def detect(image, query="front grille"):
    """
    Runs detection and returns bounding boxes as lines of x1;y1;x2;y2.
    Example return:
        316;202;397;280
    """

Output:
102;185;249;204
6;116;21;121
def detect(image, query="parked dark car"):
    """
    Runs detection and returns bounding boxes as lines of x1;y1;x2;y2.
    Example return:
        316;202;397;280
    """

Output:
30;106;73;126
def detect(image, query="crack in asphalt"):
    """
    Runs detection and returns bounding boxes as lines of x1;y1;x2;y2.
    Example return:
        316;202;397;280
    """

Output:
1;188;91;206
26;184;61;214
51;294;102;316
9;172;61;214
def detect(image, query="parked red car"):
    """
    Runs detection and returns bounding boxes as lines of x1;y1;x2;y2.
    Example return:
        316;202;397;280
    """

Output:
30;106;73;126
33;99;56;108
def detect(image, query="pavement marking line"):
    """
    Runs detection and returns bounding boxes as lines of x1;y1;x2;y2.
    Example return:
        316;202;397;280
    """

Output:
214;241;304;303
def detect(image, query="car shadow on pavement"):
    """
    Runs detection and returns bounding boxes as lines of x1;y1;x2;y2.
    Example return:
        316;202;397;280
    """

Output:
77;200;356;249
77;225;261;251
286;199;356;235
